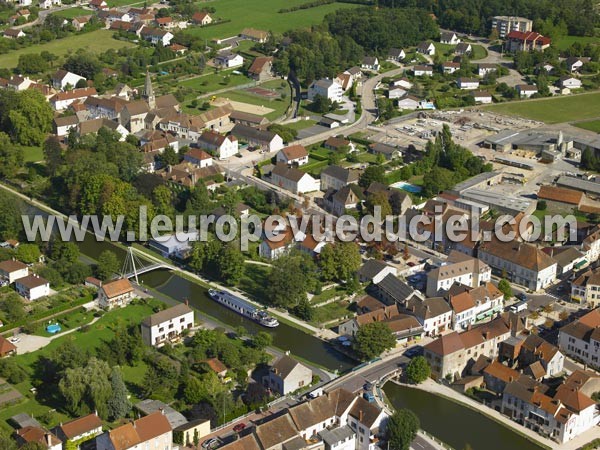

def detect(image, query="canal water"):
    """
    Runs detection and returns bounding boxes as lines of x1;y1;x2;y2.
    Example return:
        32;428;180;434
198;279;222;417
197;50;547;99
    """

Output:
383;383;545;450
22;205;355;372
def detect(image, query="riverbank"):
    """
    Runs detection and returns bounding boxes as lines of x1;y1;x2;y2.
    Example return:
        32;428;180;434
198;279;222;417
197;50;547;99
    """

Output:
385;379;558;450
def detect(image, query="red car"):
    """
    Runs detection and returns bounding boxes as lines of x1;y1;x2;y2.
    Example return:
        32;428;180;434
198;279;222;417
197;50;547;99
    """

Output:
233;423;246;433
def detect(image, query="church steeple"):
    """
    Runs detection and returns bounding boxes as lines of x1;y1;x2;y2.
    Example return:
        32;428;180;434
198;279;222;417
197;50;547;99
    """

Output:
143;69;155;109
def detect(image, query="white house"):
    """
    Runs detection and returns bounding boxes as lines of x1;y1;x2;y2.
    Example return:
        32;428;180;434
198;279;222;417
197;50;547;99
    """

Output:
197;130;238;159
559;76;582;89
447;282;504;331
267;355;312;395
50;87;97;110
413;65;433;76
97;278;135;310
361;56;379;71
214;53;243;69
558;309;600;369
357;259;398;284
517;84;538;98
417;41;436;55
15;275;50;301
51;69;86;90
347;397;388;450
54;413;103;445
141;28;173;46
456;77;480;90
397;95;420;110
478;63;498;77
183;149;213;168
271;164;319;194
191;12;212;25
38;0;61;9
426;251;491;297
388;87;407;99
407;296;453;336
141;303;194;347
276;145;309;166
0;260;28;284
230;124;283;153
3;28;26;39
387;48;405;62
440;31;460;45
308;78;343;103
471;90;493;104
391;78;413;89
442;62;460;74
478;239;557;291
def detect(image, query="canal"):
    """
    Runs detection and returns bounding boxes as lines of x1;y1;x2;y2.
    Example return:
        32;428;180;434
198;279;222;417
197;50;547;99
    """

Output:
383;383;545;450
24;206;355;373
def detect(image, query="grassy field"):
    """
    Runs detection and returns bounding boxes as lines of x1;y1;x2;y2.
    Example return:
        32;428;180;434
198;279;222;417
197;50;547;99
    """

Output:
179;70;251;95
554;35;600;50
485;92;600;123
574;119;600;133
51;7;91;19
0;30;136;68
285;119;318;131
182;0;359;41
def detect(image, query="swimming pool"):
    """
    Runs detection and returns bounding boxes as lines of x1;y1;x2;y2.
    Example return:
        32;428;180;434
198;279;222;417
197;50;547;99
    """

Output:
46;324;61;334
390;181;422;194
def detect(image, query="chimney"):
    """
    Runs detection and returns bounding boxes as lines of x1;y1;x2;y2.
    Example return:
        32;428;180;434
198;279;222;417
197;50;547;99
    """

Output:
359;410;364;423
484;331;490;340
45;433;52;446
509;376;514;382
160;408;165;415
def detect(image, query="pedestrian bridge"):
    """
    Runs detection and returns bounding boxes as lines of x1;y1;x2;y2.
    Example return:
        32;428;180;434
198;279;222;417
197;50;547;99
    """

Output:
122;262;174;279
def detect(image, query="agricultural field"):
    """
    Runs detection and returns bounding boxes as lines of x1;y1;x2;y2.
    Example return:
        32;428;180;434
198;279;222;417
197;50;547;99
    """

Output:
218;88;291;121
182;0;360;41
0;30;136;68
485;92;600;123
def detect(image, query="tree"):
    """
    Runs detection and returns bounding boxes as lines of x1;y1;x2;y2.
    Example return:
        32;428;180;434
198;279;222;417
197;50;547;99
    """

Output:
44;135;64;176
3;90;53;146
0;132;24;178
268;252;318;309
405;356;430;384
359;165;386;188
159;146;180;166
581;147;598;171
385;409;420;450
498;279;513;300
311;94;333;113
15;243;41;264
107;366;132;420
334;242;362;283
215;243;245;285
353;322;396;361
63;262;92;285
251;331;273;350
96;250;120;281
366;191;392;217
536;200;547;211
51;241;80;264
0;191;23;240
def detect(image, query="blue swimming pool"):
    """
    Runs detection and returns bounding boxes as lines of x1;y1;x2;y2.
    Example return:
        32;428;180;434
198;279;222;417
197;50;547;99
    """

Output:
390;181;422;194
46;324;61;334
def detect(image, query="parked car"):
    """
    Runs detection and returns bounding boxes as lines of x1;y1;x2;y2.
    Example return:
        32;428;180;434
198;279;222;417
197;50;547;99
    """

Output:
363;392;375;403
202;438;220;449
516;292;527;301
233;423;246;433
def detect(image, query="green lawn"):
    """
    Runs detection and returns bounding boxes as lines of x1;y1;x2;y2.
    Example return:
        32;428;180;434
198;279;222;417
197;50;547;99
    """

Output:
554;35;600;50
179;70;252;94
0;30;136;68
182;0;359;41
0;300;161;432
484;92;600;123
284;119;317;131
470;44;488;61
51;7;91;19
574;119;600;133
20;145;44;163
